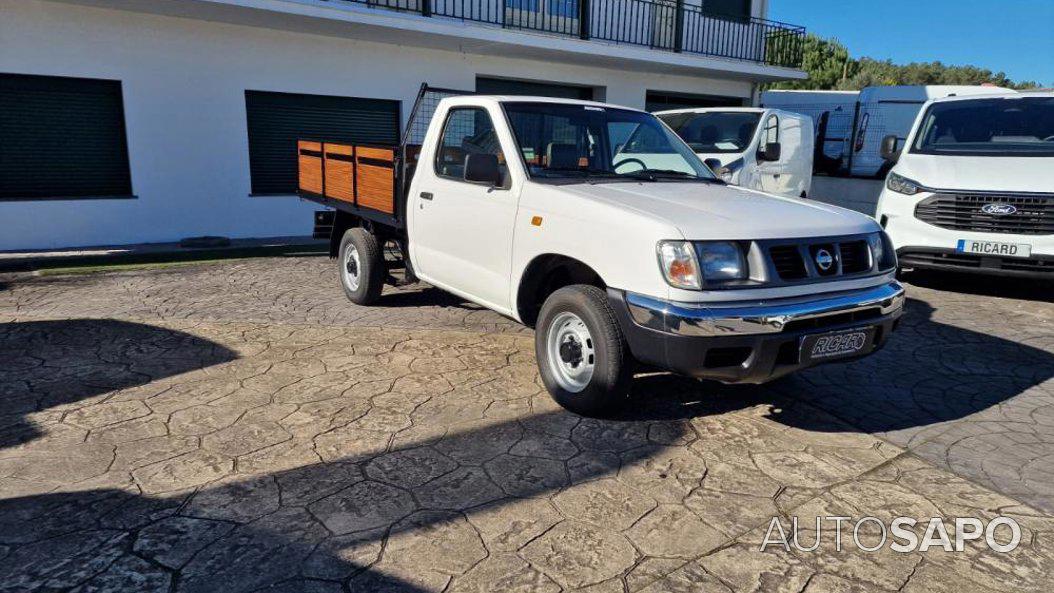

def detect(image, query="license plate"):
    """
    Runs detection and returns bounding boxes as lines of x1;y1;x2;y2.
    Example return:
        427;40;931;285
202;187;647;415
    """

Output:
801;327;875;364
956;239;1032;258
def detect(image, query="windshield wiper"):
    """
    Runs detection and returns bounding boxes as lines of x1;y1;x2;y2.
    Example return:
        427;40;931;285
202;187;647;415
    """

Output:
617;169;726;183
543;167;622;178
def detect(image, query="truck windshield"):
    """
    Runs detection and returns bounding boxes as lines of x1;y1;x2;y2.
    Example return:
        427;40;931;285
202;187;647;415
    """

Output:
501;102;715;182
912;96;1054;157
657;111;762;154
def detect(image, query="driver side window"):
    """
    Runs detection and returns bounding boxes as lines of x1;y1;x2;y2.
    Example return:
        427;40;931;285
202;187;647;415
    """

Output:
763;114;779;145
435;107;507;181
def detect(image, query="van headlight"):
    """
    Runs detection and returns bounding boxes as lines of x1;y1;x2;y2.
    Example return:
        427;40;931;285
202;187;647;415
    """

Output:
886;172;921;195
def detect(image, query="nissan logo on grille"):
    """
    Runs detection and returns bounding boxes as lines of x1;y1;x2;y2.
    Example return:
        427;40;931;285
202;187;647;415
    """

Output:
981;203;1018;216
815;249;834;271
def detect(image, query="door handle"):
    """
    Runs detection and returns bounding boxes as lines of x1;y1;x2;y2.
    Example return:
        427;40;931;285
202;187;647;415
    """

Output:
420;192;433;201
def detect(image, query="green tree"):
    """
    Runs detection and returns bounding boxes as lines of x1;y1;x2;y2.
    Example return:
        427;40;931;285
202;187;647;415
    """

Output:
770;34;1042;91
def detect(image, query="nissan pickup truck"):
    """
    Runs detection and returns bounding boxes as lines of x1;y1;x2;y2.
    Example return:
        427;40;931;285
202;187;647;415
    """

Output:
298;85;905;416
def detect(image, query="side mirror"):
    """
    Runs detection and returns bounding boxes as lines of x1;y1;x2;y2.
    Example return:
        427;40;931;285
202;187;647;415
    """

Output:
758;142;781;162
880;135;901;162
703;158;723;171
464;153;503;186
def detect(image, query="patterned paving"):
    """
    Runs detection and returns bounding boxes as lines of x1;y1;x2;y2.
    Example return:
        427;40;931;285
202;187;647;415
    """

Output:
0;258;1051;592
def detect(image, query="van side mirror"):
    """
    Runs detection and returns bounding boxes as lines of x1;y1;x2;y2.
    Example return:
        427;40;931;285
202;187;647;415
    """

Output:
758;142;781;162
880;135;901;162
703;158;723;171
464;153;503;186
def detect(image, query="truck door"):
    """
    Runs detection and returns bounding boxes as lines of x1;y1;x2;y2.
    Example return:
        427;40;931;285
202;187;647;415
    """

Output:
410;105;520;311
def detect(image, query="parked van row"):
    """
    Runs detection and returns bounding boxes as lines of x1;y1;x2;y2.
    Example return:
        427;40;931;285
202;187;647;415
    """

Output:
762;85;1014;178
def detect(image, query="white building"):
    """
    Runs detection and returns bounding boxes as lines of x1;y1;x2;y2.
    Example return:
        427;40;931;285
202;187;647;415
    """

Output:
0;0;806;250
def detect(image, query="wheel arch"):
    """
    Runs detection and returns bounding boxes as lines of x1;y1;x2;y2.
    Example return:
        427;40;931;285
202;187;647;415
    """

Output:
516;254;606;327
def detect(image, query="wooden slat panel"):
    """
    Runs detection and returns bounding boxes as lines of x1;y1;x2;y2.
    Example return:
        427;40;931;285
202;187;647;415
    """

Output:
297;140;323;195
356;146;395;214
325;143;353;156
323;143;355;203
356;146;395;162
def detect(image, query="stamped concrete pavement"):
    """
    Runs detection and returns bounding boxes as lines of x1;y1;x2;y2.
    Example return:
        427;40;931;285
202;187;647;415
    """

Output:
0;257;1051;592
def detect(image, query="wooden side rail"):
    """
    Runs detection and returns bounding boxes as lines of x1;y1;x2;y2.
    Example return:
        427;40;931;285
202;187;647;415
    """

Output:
297;140;395;215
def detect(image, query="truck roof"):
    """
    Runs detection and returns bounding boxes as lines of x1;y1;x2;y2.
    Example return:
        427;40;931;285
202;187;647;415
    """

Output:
924;89;1051;105
442;94;648;113
653;106;809;120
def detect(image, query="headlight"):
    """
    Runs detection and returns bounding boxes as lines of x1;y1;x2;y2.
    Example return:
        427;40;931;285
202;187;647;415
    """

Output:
886;172;921;195
695;241;748;281
657;241;702;289
868;231;897;270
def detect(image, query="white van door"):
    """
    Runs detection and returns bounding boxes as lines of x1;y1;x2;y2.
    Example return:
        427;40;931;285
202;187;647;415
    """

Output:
757;113;786;194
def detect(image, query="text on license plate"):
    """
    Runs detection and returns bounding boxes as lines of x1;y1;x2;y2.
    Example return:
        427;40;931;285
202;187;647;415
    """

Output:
957;239;1032;258
801;327;875;363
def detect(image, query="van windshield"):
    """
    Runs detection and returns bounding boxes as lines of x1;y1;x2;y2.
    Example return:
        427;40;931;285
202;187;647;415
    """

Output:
657;111;762;154
501;102;716;182
912;97;1054;157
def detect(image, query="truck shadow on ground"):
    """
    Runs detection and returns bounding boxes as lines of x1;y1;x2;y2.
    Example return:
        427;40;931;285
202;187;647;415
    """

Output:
0;319;239;448
621;297;1054;435
1;297;1051;591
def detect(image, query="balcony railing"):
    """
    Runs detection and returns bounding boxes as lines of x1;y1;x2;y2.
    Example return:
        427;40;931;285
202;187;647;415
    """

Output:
323;0;806;68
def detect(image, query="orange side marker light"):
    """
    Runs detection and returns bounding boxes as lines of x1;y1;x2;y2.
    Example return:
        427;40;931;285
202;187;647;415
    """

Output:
531;216;543;227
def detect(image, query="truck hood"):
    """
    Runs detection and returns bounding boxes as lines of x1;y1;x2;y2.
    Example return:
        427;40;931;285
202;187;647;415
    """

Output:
896;154;1054;193
557;182;878;240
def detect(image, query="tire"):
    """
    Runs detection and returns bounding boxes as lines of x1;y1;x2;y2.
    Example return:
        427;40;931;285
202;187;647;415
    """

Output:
338;227;385;305
535;285;633;416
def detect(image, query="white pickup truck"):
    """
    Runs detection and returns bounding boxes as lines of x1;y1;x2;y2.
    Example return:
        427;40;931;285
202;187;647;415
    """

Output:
298;85;905;416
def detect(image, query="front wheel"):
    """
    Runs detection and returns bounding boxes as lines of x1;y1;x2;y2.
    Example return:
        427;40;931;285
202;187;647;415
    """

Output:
338;227;385;305
535;285;633;416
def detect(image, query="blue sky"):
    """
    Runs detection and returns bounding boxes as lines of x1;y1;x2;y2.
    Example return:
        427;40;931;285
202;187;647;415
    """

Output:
769;0;1054;86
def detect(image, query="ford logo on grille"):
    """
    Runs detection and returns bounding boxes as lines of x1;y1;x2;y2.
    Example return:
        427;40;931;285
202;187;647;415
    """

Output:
981;203;1018;216
815;249;835;271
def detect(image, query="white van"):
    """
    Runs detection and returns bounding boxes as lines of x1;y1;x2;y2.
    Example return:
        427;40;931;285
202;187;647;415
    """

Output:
848;85;1014;178
760;90;859;174
763;86;1014;177
876;92;1054;278
656;107;814;198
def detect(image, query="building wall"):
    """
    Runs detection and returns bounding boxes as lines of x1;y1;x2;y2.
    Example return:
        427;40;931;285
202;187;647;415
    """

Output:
0;0;754;250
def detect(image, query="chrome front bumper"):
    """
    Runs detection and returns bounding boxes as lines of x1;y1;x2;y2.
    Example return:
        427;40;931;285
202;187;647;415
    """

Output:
625;282;906;337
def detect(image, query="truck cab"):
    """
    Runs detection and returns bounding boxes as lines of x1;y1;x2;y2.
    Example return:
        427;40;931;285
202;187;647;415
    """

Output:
656;107;814;198
298;89;904;416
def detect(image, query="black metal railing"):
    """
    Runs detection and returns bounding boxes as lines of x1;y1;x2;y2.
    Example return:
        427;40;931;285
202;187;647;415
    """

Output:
324;0;805;68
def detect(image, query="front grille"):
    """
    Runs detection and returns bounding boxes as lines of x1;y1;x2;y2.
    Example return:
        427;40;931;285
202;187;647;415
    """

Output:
770;245;807;280
839;240;871;274
900;250;1054;275
915;193;1054;235
783;307;883;333
768;237;876;282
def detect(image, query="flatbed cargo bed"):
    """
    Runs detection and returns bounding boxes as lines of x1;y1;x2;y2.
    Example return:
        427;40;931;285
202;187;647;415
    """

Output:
296;84;471;232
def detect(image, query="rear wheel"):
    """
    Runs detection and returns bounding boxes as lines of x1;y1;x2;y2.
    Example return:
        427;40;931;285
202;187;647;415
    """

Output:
535;285;632;416
338;227;385;305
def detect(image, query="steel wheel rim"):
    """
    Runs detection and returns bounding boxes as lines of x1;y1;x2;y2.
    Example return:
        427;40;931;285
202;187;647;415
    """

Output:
343;244;361;291
546;311;596;393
